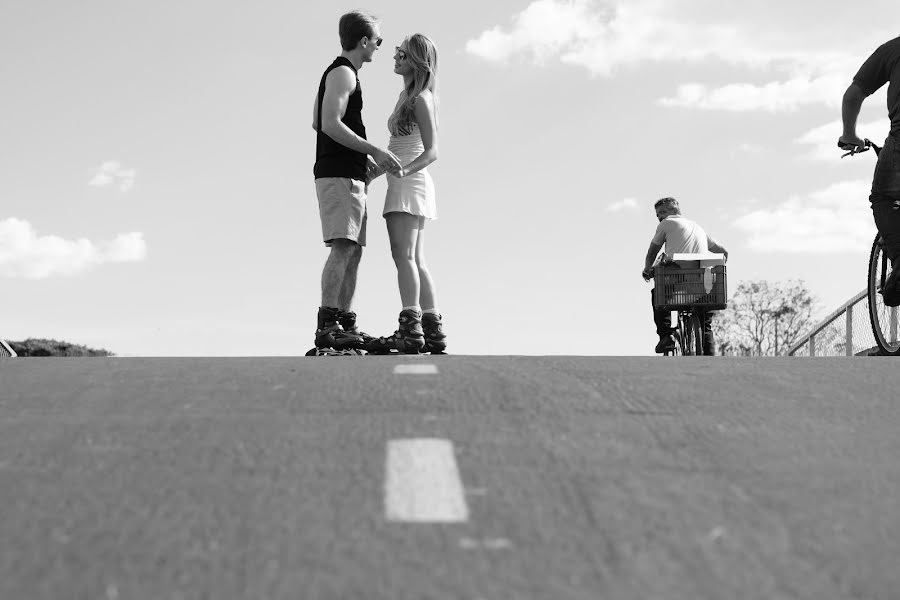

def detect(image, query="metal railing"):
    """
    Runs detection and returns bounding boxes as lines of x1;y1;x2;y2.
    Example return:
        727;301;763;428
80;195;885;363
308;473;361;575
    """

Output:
0;339;16;358
788;289;884;356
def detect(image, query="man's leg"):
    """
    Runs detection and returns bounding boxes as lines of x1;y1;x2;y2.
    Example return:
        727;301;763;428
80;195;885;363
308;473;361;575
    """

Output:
321;239;357;309
872;195;900;306
333;242;375;344
314;177;368;349
651;288;675;353
315;240;363;349
870;136;900;304
701;310;715;356
337;242;363;311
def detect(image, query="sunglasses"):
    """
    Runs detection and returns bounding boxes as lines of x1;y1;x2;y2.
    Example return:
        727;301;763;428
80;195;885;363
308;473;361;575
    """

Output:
366;36;383;47
395;46;407;60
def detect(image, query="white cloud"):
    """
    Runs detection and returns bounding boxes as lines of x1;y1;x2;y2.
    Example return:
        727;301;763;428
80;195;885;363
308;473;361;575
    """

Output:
795;119;889;161
466;0;606;66
608;197;638;212
733;180;875;253
89;161;137;192
658;71;850;112
0;218;147;279
737;143;767;154
466;0;748;75
466;0;886;111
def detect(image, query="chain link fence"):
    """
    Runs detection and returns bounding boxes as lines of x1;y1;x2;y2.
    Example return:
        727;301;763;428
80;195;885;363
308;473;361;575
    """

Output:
0;339;16;357
788;290;882;356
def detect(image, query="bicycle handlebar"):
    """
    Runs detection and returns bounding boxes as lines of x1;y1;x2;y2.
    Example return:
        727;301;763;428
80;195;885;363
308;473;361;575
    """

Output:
839;138;882;158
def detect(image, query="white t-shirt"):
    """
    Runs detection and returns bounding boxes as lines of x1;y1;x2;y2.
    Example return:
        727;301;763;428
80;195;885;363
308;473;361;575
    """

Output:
652;215;708;264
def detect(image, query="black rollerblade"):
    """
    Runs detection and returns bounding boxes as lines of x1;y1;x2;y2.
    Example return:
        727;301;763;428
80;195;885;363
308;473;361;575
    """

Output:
366;308;426;354
308;306;364;356
338;310;375;348
422;312;447;354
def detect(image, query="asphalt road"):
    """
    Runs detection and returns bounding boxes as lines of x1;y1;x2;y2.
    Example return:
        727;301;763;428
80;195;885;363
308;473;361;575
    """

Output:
1;356;898;600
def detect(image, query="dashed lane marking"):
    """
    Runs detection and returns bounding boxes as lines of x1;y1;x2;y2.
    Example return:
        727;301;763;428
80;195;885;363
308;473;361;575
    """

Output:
385;438;469;523
393;363;439;375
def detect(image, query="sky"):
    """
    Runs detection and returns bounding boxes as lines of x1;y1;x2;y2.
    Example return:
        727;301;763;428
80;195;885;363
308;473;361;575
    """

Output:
1;0;897;356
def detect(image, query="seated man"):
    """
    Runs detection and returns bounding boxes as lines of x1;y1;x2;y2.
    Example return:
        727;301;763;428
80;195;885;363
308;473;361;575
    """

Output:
839;35;900;306
641;197;728;354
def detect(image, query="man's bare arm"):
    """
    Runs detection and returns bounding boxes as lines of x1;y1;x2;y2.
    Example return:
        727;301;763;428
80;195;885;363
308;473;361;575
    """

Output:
643;241;663;279
319;67;400;170
840;82;867;148
312;95;319;131
707;236;728;261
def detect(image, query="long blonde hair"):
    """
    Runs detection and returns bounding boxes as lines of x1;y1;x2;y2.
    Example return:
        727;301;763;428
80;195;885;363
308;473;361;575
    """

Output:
388;33;438;136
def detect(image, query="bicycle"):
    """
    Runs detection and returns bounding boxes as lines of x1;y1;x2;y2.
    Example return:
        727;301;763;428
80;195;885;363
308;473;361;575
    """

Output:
668;305;706;356
840;138;900;356
649;253;728;356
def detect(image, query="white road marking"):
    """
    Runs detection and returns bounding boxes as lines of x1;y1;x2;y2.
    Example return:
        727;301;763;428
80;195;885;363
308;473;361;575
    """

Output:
385;438;469;523
459;537;513;550
393;364;438;375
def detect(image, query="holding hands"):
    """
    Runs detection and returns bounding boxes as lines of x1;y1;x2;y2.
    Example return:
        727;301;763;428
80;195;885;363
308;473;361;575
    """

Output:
372;148;404;178
367;148;409;182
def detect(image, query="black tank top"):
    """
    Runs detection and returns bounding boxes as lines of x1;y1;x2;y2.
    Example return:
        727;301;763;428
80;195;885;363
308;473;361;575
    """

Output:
314;57;367;181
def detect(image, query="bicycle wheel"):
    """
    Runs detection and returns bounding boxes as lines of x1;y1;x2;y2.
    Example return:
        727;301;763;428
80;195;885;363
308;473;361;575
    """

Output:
678;311;697;356
667;312;684;356
688;311;704;356
868;234;900;355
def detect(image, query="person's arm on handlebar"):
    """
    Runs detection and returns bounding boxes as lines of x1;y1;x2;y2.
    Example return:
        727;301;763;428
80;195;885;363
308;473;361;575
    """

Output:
839;82;867;150
642;241;663;281
708;236;728;262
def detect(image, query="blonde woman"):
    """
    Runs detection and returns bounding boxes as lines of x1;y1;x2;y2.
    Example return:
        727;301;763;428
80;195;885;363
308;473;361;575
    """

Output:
367;34;446;354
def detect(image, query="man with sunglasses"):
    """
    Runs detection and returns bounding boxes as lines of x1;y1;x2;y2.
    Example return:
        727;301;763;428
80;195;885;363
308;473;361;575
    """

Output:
311;10;401;352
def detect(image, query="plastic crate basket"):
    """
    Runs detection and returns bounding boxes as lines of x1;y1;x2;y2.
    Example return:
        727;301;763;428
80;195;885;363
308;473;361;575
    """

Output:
653;264;727;310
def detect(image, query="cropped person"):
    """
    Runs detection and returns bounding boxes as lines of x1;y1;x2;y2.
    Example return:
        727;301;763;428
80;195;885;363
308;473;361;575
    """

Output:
641;197;728;355
840;35;900;306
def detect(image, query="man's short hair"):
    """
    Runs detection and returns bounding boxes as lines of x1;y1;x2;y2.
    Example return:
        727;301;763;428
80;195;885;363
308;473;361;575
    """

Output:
654;197;681;214
339;10;379;51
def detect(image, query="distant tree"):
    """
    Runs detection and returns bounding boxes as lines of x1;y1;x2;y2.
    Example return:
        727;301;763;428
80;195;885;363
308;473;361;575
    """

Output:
713;280;819;356
8;338;114;357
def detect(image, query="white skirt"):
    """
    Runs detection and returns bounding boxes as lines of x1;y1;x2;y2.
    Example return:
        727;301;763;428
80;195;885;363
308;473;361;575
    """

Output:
384;129;436;219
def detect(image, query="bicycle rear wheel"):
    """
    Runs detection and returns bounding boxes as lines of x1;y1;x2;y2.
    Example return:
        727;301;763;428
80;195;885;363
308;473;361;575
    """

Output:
688;311;704;355
666;312;683;357
868;234;900;355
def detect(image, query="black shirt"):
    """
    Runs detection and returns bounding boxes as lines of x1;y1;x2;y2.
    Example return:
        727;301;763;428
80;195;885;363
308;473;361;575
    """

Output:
854;36;900;136
314;57;368;181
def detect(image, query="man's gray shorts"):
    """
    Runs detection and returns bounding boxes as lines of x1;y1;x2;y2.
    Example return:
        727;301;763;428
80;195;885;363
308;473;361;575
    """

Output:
316;177;367;247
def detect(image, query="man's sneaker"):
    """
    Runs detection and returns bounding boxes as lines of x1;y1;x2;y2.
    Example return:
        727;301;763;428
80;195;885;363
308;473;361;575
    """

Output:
338;310;375;348
422;312;447;353
655;334;677;354
367;308;426;354
881;265;900;307
315;306;363;349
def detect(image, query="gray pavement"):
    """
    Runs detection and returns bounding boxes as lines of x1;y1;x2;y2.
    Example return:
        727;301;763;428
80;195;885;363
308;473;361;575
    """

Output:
0;356;898;600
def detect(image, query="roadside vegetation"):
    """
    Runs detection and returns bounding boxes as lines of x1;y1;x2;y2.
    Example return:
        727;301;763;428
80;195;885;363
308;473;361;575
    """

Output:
713;280;818;356
6;338;114;357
